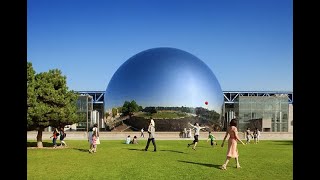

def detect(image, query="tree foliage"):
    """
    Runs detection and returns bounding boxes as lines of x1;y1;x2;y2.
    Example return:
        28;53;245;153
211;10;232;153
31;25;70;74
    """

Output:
27;62;36;128
112;108;118;117
122;100;140;117
143;107;157;114
27;62;80;147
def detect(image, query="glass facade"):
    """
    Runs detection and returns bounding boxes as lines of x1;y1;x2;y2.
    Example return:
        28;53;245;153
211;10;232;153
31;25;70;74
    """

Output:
93;103;104;129
234;95;289;132
76;95;93;131
73;91;292;132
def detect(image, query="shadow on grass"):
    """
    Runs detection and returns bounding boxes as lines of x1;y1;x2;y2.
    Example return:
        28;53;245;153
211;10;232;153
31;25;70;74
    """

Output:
126;148;157;152
72;148;90;152
270;140;293;145
193;145;218;149
177;160;220;169
159;149;185;154
127;148;145;151
127;148;185;154
27;141;53;147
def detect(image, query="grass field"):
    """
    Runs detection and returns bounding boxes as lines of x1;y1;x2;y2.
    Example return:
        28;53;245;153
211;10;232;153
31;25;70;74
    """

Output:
135;111;189;119
27;140;293;180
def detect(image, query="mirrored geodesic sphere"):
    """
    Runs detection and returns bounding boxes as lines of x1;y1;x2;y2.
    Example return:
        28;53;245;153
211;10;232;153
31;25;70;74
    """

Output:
104;47;224;131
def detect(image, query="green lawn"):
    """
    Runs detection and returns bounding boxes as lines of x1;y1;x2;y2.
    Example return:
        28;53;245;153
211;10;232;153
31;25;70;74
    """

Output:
27;140;293;180
135;111;189;119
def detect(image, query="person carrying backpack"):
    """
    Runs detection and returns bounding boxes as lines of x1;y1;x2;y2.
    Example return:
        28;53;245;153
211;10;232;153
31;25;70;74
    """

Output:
59;127;67;147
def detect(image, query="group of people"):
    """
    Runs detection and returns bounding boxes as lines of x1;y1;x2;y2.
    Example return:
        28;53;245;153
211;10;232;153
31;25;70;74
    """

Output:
181;128;192;138
50;117;258;170
123;118;155;150
50;127;67;148
186;123;220;150
125;135;138;144
245;127;261;144
184;120;249;170
88;123;99;153
51;123;100;153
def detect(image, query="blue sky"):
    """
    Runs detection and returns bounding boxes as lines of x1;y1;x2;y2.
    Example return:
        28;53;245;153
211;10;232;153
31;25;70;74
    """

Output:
27;0;293;92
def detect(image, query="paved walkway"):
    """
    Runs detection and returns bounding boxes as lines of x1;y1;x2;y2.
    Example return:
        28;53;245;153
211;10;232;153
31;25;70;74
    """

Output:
27;131;293;140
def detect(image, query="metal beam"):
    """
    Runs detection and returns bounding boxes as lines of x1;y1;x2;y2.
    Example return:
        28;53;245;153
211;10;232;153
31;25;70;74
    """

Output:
76;90;293;104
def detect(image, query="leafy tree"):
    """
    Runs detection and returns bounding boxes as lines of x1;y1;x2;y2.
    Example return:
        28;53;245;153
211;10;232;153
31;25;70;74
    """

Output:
112;108;118;117
105;112;110;118
122;100;140;117
129;100;139;113
121;101;130;116
27;64;80;148
55;90;79;128
143;107;157;114
117;106;123;113
27;62;36;130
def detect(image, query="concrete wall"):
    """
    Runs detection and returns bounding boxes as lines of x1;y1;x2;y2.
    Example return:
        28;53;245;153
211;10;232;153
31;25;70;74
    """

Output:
27;131;293;141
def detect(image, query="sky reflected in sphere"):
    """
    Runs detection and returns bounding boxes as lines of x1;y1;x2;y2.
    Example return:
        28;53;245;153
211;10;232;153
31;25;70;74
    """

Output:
104;47;224;131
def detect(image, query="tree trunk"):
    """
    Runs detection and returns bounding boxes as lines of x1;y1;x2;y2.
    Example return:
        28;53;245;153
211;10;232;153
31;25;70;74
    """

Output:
36;128;44;148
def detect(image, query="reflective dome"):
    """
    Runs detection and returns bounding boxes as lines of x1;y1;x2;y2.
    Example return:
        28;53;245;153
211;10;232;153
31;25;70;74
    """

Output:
104;47;224;131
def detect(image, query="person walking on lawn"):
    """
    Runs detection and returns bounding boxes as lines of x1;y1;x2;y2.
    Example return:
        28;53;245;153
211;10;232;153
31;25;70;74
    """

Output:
220;119;245;170
144;118;157;152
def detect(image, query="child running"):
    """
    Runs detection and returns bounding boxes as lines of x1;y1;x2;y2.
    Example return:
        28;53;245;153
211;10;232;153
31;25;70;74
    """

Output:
207;131;218;147
89;133;97;153
187;122;207;150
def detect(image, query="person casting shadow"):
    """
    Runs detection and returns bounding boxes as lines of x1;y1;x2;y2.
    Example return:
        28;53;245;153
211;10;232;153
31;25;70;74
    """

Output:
145;118;156;152
220;119;245;170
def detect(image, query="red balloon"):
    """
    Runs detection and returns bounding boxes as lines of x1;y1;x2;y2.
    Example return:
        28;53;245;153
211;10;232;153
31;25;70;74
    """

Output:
205;101;208;105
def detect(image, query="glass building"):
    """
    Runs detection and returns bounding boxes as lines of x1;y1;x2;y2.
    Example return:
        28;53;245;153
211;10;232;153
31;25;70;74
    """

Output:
225;93;291;132
76;91;293;132
75;94;93;131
